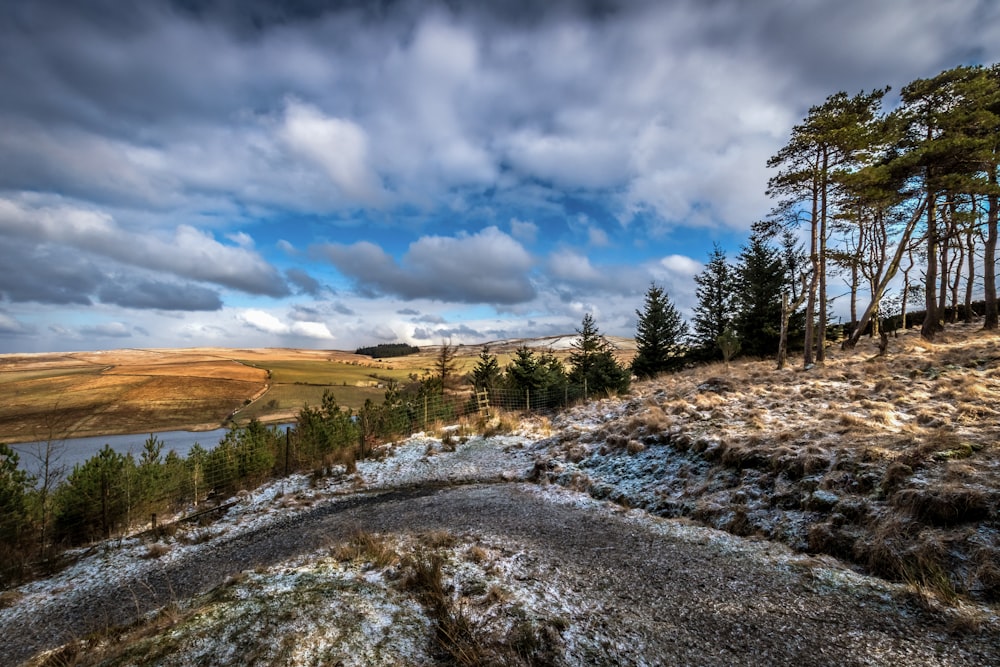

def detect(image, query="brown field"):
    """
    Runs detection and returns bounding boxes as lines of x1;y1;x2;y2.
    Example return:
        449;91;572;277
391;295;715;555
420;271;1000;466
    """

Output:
0;337;634;443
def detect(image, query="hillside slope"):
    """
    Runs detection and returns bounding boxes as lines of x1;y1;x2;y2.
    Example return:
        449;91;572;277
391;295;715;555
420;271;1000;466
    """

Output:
2;323;999;665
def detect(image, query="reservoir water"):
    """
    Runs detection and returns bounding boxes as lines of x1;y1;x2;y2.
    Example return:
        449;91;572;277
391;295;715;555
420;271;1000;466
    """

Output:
8;425;291;481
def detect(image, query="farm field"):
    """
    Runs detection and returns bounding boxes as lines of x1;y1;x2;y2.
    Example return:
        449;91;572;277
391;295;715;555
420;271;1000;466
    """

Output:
0;337;636;443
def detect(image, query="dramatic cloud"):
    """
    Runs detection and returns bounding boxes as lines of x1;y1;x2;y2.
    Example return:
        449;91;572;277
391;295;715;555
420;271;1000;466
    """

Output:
319;226;536;304
0;198;290;297
280;99;384;205
97;279;222;311
285;268;324;296
1;0;998;351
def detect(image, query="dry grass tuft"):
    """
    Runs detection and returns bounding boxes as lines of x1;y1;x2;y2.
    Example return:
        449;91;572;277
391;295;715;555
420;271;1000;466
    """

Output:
419;530;459;549
332;530;399;568
141;543;171;559
626;439;645;455
891;486;993;526
972;550;1000;602
465;545;489;565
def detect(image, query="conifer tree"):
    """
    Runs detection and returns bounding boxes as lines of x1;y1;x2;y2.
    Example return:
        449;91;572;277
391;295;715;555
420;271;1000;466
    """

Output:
471;346;501;392
0;444;32;581
733;229;785;358
632;283;688;378
690;244;734;360
568;314;630;396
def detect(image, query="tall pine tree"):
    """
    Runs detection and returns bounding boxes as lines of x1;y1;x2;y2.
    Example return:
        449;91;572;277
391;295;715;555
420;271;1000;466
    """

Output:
632;283;688;378
733;228;786;359
690;244;734;360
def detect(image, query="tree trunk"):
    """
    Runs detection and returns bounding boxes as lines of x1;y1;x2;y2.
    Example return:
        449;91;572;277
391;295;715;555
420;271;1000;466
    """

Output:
817;149;829;363
922;195;941;339
985;169;998;330
778;293;789;370
804;167;820;367
965;219;976;323
846;197;927;349
849;261;858;328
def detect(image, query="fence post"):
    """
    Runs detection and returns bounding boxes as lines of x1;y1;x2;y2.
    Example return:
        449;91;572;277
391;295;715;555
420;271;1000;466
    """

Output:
584;377;588;401
424;394;428;427
526;388;530;412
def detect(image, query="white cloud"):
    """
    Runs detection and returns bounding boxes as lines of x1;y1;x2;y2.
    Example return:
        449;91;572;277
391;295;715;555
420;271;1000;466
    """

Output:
320;226;536;304
548;250;601;284
240;309;287;335
280;99;383;205
660;254;703;278
239;309;334;340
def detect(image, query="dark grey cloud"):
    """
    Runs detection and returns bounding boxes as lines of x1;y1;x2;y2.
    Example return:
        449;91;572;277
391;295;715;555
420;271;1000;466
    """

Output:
333;302;355;316
318;226;536;304
79;322;139;339
0;238;223;311
97;279;222;311
0;243;100;305
286;267;323;295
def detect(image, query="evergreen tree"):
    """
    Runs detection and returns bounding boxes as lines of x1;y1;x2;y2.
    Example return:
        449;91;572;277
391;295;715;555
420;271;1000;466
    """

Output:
54;445;133;543
504;346;567;409
471;346;502;392
768;88;888;363
632;283;688;378
0;444;32;581
568;314;630;396
690;244;734;359
733;229;786;358
434;339;458;389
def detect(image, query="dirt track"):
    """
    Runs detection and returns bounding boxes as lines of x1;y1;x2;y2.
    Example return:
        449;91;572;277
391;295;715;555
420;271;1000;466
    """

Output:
4;482;998;666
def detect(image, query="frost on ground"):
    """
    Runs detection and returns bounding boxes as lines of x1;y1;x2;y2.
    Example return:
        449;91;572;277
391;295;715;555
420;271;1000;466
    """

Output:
534;324;1000;603
3;323;1000;666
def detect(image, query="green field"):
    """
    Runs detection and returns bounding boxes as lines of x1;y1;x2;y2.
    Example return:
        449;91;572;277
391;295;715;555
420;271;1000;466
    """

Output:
229;359;422;425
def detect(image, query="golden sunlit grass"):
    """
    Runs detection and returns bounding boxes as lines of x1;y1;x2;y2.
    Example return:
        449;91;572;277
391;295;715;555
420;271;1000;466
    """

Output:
587;323;1000;602
0;342;525;442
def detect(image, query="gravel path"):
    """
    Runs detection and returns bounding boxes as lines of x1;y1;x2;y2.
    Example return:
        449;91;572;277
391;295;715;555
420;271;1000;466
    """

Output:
3;482;998;666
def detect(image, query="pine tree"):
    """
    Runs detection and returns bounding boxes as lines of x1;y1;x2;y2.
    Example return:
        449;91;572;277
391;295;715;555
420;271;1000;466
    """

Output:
0;444;32;582
690;244;734;359
471;346;501;392
632;283;688;378
503;346;568;409
568;314;630;396
733;229;786;359
434;339;458;389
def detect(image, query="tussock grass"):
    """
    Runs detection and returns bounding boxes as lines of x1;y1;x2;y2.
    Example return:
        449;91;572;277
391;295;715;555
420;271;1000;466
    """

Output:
400;541;566;667
544;324;1000;603
891;486;993;526
332;530;400;568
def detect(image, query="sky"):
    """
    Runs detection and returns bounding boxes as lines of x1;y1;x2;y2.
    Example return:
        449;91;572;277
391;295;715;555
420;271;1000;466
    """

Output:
1;0;999;354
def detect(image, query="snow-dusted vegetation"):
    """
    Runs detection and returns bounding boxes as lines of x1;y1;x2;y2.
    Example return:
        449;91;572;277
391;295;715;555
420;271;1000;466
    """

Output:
2;324;1000;666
